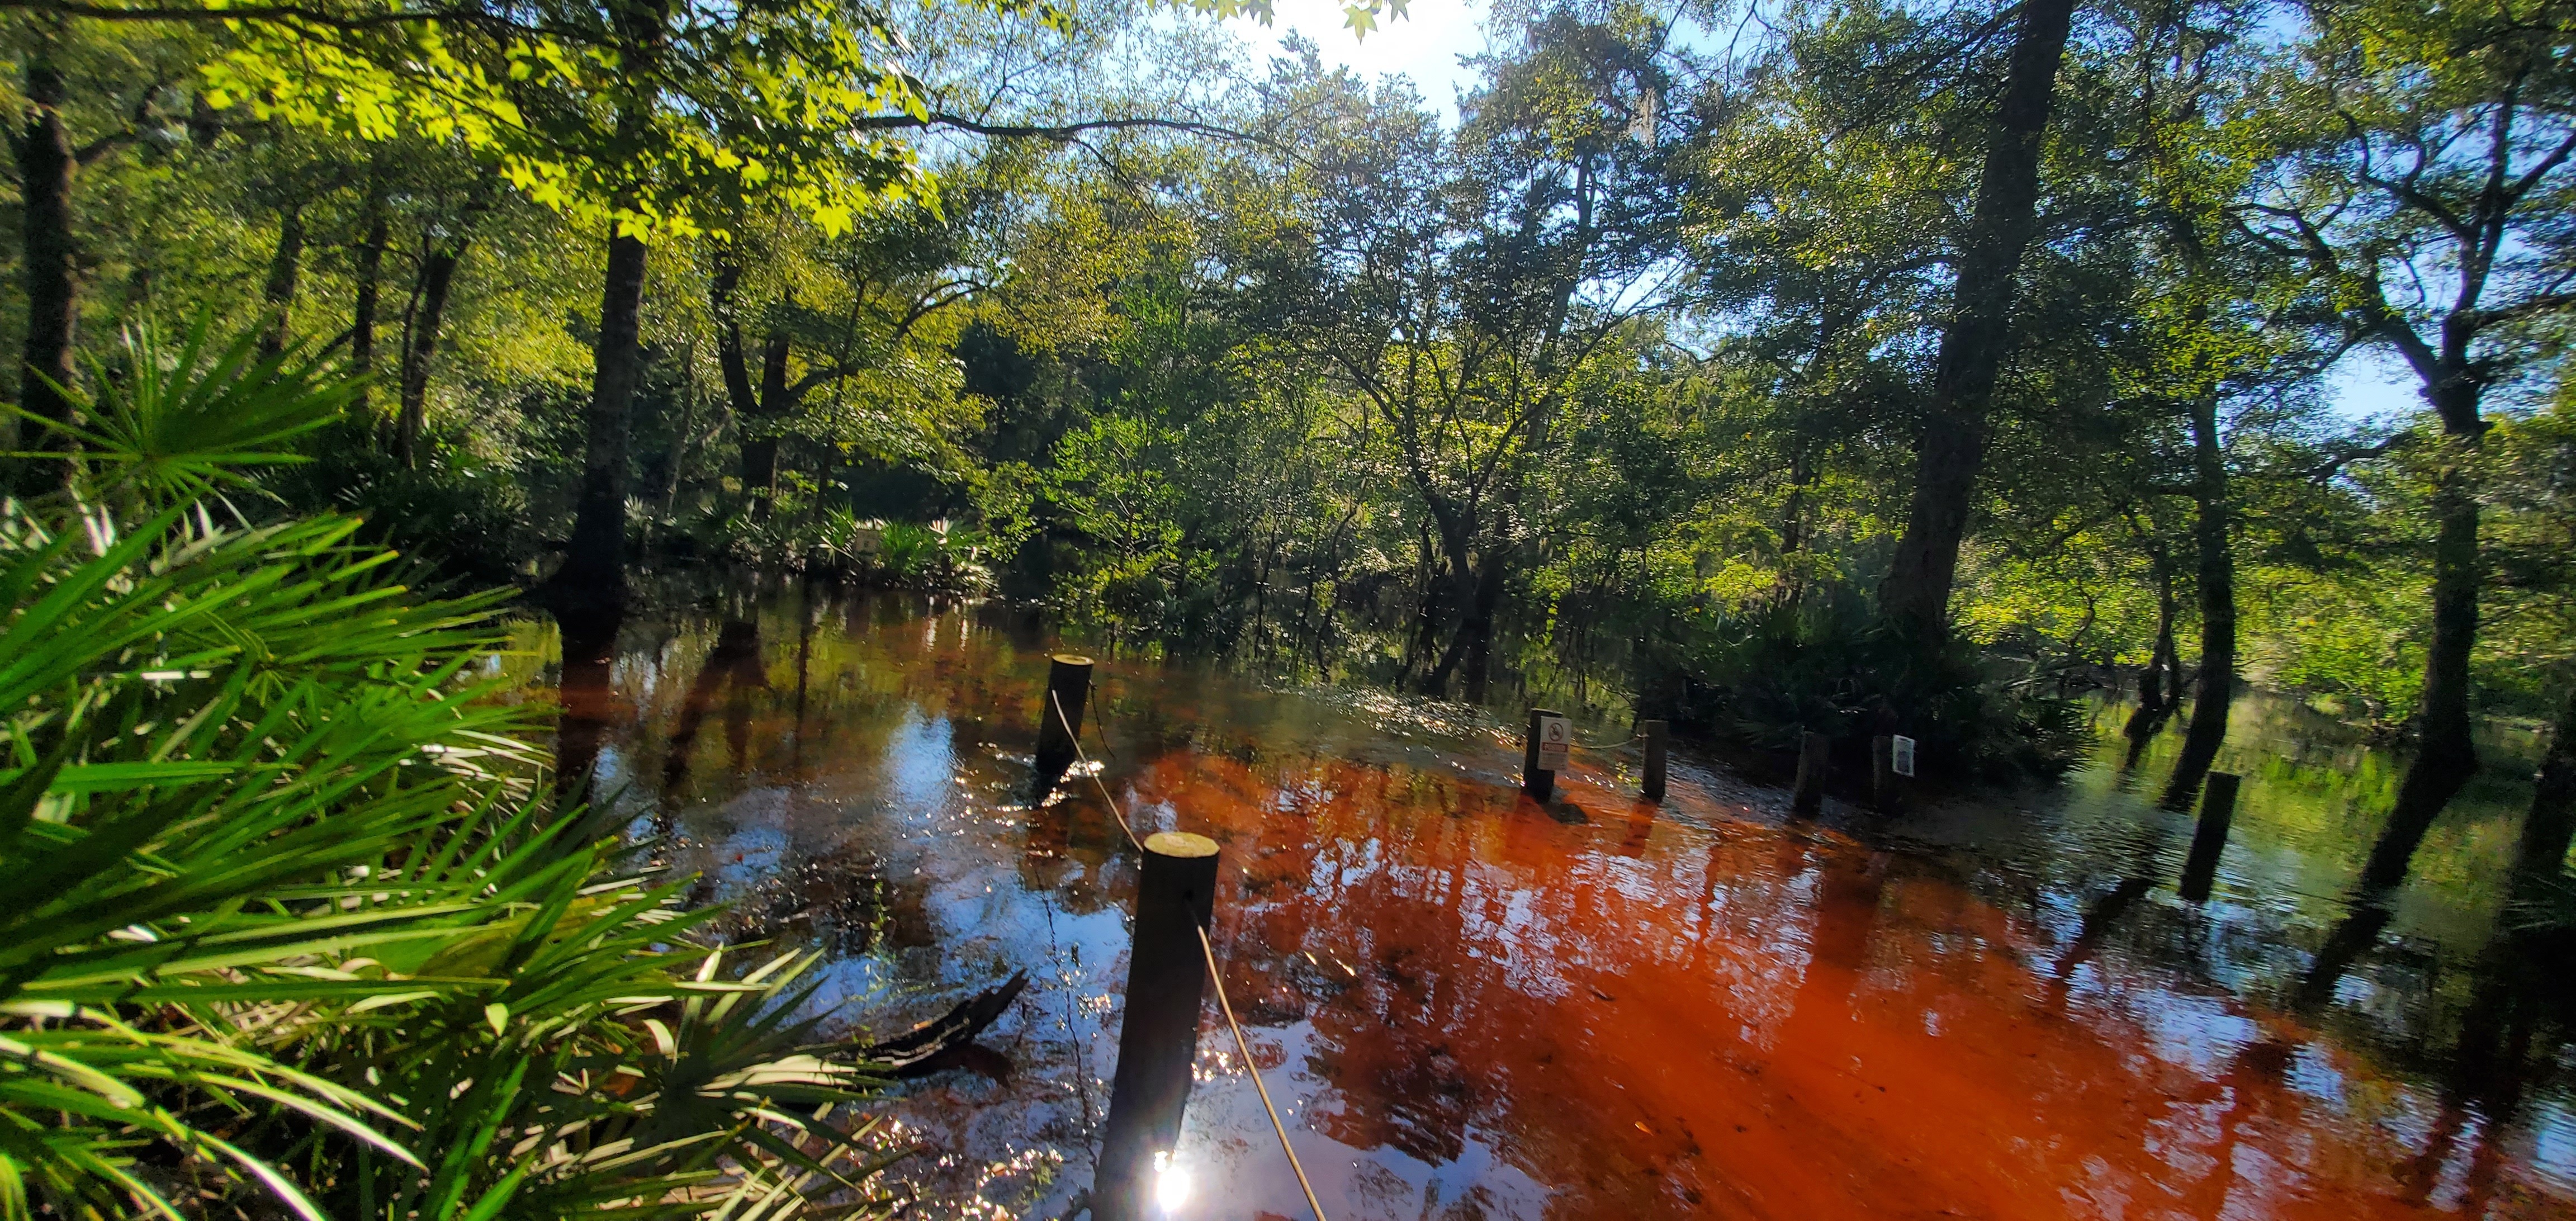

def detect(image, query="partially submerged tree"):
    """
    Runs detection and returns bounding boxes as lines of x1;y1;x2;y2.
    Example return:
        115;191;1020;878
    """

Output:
2244;0;2576;889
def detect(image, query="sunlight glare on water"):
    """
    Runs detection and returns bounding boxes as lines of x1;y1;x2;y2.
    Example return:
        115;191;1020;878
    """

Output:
528;585;2573;1220
1153;1151;1190;1213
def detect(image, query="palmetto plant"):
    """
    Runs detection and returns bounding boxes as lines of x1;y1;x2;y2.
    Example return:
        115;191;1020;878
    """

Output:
1;325;899;1220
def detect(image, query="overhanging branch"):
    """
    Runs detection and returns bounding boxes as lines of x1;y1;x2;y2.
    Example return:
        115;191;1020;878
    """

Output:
850;112;1255;144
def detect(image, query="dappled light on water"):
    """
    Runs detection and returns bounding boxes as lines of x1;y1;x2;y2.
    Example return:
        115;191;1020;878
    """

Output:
531;586;2574;1219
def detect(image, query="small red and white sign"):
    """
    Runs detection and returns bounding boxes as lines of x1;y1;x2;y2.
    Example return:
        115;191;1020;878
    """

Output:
1536;714;1571;770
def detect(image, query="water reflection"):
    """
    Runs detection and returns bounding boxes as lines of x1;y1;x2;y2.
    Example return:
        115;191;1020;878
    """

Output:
528;586;2574;1219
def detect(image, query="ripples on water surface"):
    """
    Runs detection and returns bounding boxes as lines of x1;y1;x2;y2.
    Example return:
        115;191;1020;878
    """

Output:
520;586;2575;1219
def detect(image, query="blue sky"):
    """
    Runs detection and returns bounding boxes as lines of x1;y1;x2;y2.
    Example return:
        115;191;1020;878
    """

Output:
1221;2;2422;425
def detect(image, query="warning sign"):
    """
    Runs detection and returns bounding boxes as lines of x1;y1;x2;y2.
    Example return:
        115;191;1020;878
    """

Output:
1891;735;1917;778
1535;714;1571;771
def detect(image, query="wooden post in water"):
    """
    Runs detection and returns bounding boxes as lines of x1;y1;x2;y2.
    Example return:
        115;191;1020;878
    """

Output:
1094;831;1220;1221
1523;708;1563;802
1871;735;1899;813
1031;654;1093;789
2177;772;2241;903
1793;731;1829;817
1641;720;1669;803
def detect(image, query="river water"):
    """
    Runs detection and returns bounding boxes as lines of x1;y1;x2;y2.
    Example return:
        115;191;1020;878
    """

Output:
521;584;2575;1219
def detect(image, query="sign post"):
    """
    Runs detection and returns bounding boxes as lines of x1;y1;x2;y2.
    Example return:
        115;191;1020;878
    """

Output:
1523;709;1569;800
1641;719;1668;802
1872;733;1917;813
1536;715;1570;770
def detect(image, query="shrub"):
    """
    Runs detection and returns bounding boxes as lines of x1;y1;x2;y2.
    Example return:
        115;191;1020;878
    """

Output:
1;323;899;1221
1658;587;2090;777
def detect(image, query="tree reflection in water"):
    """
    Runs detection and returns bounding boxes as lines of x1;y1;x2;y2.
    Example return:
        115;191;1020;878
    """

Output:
530;588;2574;1220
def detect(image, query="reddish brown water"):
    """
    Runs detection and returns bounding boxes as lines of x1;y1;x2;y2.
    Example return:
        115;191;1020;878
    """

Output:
534;588;2576;1219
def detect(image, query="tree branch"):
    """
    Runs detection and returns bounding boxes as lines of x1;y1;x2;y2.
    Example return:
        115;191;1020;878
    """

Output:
849;112;1255;145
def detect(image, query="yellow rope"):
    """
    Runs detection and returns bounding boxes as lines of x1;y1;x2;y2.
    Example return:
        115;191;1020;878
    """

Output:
1052;687;1139;850
1200;924;1330;1221
1049;684;1329;1220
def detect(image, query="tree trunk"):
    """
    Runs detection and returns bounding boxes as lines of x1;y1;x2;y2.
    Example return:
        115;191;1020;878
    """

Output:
14;49;78;493
258;205;305;358
710;259;789;514
2359;451;2483;891
1395;527;1441;688
1876;0;2079;634
741;328;789;501
2124;553;2177;742
711;256;757;414
1461;550;1507;704
2162;392;2237;810
352;181;387;417
553;231;650;619
395;235;466;468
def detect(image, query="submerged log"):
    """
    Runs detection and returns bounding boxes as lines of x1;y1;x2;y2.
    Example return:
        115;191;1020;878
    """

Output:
855;971;1029;1078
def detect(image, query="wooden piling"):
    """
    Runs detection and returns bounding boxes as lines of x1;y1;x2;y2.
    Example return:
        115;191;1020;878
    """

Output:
1871;735;1899;813
1793;731;1829;817
1641;719;1669;803
1523;707;1562;802
1094;831;1221;1221
2177;771;2241;903
1031;653;1094;787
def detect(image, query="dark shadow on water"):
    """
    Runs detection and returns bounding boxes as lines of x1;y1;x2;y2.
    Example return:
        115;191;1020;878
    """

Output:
662;617;765;793
2293;898;2395;1014
552;605;625;840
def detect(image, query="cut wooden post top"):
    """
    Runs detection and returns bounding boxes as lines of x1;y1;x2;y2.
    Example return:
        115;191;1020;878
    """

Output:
1051;653;1095;667
1144;831;1219;858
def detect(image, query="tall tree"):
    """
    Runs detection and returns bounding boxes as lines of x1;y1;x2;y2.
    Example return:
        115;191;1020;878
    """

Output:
394;205;478;467
39;0;949;611
2243;0;2576;889
1237;13;1682;698
349;167;387;416
14;35;79;490
1878;0;2081;634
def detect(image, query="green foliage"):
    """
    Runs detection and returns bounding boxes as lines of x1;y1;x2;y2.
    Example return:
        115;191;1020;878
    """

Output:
10;317;353;512
1041;414;1194;619
0;323;898;1220
1664;589;2089;777
16;0;2573;794
194;0;935;239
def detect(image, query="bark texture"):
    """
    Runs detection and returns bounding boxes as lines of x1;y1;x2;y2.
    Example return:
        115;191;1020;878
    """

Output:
258;205;305;358
2162;393;2237;810
711;259;795;509
1877;0;2079;633
352;183;387;416
2360;442;2484;891
15;50;78;492
553;231;650;617
395;235;467;468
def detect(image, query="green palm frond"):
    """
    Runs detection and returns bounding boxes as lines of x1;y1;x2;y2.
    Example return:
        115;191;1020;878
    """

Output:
2;321;902;1221
3;314;357;512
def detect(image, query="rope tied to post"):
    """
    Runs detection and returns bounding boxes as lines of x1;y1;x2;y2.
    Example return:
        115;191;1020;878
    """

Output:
1045;682;1332;1221
1053;687;1140;851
